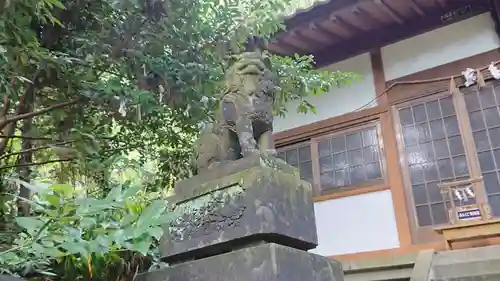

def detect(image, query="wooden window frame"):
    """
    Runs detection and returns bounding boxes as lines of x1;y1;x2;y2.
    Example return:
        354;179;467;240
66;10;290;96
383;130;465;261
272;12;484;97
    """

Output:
277;119;388;198
311;120;387;195
392;89;488;244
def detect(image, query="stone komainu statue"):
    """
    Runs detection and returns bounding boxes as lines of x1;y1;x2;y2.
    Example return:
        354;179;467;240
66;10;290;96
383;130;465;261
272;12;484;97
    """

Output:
194;51;279;174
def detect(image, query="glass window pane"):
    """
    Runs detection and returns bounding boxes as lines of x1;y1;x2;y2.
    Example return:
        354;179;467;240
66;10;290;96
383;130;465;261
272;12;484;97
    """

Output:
365;162;382;180
488;194;500;217
423;162;439;182
315;125;384;191
448;136;464;155
346;132;362;150
484;172;500;195
426;100;441;120
318;140;331;157
465;91;481;112
427;182;443;203
278;144;312;184
334;169;349;187
431;203;448;225
349;166;365;184
484;107;500;127
299;162;312;181
347;149;363;166
363;146;379;163
444;116;460;137
413;104;427;123
399;107;414;126
417;123;432;143
452;156;469;177
409;164;425;185
489;127;500;148
362;128;378;147
473;130;490;152
416;205;432;227
478;151;495;172
402;126;418;146
298;146;311;162
429;119;446;140
469;110;485;132
285;149;298;165
479;87;496;109
440;97;455;116
319;155;333;173
330;137;346;153
412;184;427;205
437;159;454;179
332;152;347;170
434;139;450;159
320;172;335;187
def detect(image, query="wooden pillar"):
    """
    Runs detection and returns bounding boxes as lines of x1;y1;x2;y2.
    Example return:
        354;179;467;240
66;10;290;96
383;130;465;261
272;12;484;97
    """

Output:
370;49;388;106
371;48;413;248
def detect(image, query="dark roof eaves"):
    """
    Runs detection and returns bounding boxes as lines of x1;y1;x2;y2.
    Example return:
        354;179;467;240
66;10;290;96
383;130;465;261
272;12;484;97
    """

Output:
284;0;364;28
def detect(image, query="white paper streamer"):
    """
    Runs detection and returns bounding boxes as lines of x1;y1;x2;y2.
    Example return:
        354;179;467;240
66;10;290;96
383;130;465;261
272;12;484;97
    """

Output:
489;62;500;80
462;68;477;87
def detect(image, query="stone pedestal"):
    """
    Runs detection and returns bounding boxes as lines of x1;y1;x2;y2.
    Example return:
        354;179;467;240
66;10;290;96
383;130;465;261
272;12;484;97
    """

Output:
138;243;343;281
139;155;344;281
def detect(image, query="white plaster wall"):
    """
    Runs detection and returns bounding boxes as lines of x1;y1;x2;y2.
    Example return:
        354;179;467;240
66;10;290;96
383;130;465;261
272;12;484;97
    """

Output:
310;190;400;256
273;53;377;132
382;13;500;81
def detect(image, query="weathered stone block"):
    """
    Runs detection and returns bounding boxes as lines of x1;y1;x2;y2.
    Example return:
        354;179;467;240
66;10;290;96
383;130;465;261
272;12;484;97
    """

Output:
138;243;344;281
161;155;318;263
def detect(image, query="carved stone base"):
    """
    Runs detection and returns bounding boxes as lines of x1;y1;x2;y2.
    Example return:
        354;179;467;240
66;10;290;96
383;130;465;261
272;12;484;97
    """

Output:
138;243;344;281
161;154;318;264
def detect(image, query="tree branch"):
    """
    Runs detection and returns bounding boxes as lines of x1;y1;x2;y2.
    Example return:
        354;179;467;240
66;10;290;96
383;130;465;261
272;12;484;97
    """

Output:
0;140;74;161
0;158;75;171
0;95;9;118
0;135;55;141
0;98;81;128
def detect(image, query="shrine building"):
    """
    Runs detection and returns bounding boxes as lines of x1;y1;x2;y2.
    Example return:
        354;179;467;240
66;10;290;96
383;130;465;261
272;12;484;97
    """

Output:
270;0;500;279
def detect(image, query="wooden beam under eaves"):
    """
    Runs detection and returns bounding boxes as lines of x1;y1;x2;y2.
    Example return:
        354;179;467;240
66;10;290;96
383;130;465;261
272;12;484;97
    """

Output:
311;0;489;68
374;0;404;24
409;0;425;16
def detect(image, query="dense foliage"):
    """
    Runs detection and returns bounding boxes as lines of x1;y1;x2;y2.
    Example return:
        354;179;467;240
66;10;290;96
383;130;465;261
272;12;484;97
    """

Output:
1;158;174;280
0;0;357;279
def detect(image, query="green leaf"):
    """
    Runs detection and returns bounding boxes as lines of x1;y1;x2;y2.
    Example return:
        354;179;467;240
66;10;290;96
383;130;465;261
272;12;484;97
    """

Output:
45;0;66;9
148;226;164;240
42;247;66;258
45;194;61;208
80;217;97;229
15;217;45;234
136;200;166;229
60;241;88;258
122;185;141;198
105;185;122;201
120;212;138;227
127;237;152;255
49;183;74;197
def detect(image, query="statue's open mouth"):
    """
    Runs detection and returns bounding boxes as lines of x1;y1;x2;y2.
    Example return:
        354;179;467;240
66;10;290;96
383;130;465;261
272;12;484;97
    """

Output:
236;59;266;76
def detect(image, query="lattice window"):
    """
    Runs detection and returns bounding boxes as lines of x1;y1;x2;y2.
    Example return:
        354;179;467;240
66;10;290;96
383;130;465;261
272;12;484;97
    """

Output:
277;143;313;182
316;125;384;191
396;95;471;227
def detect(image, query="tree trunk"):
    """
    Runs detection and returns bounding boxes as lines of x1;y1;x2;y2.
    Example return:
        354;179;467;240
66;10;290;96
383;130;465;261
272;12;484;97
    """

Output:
16;117;33;217
15;87;35;217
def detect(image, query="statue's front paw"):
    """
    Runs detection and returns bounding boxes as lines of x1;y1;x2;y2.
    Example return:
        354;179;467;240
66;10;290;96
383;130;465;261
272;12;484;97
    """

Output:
242;148;260;157
263;149;277;156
